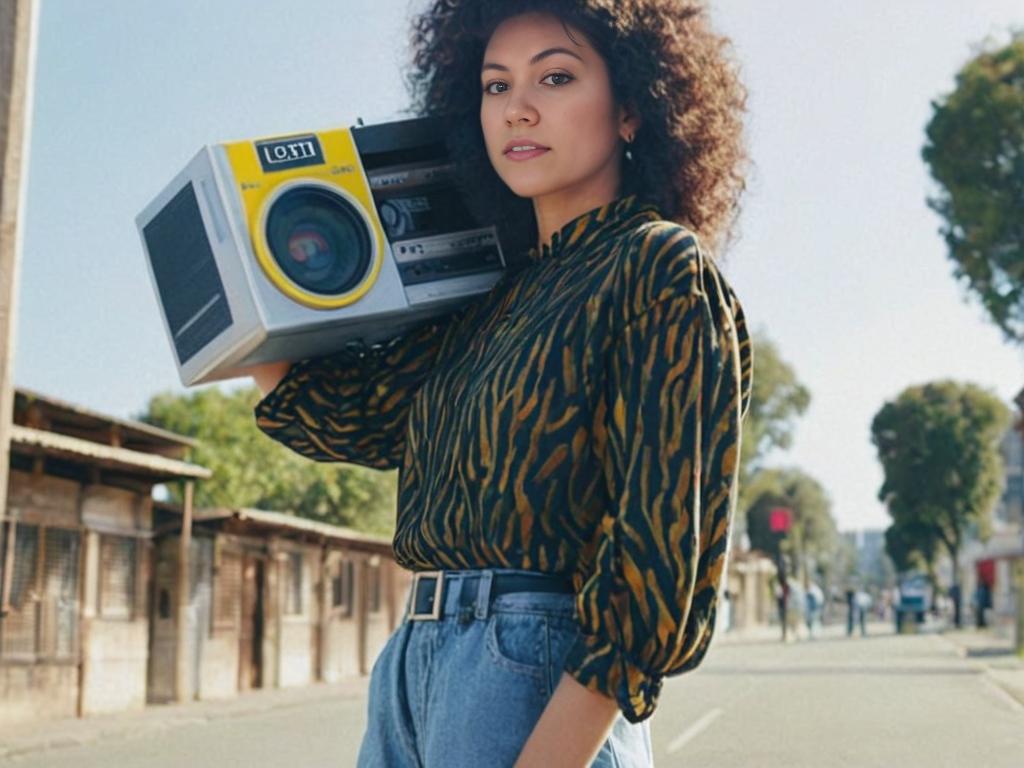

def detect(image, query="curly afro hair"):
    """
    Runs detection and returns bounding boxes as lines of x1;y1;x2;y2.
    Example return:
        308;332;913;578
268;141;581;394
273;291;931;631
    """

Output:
404;0;749;263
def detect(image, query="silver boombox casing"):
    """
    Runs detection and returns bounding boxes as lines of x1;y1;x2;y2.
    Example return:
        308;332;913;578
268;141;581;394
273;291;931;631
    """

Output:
135;117;506;386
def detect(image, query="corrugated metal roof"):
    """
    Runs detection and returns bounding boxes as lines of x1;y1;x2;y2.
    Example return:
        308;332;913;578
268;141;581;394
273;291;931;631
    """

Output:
16;386;199;449
191;505;392;548
11;424;212;480
234;507;390;545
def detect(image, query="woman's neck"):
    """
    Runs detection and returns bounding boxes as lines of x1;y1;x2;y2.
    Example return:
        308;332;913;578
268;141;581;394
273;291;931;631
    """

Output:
532;176;622;253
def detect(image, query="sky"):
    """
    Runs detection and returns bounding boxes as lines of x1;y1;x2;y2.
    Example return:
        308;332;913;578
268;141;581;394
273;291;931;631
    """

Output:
14;0;1024;532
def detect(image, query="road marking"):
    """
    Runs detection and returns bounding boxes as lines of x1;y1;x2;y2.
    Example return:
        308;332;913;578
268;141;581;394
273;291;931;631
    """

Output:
666;707;724;754
980;675;1024;714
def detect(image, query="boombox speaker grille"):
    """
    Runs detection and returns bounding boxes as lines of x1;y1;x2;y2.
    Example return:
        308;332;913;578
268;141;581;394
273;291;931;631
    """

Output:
143;183;234;365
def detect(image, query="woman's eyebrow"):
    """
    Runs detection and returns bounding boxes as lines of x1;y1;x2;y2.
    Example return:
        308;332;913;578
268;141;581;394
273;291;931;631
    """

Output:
481;46;585;73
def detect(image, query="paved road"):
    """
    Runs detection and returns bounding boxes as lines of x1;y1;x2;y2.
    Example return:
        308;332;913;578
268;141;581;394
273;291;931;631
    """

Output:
3;622;1021;767
651;623;1022;767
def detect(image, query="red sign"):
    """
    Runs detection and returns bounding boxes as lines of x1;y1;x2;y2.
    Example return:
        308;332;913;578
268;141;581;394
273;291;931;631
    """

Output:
769;507;793;533
977;558;995;587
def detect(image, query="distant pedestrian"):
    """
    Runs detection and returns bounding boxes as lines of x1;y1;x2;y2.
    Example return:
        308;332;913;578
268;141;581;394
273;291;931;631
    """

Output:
804;582;824;639
774;578;791;641
855;590;872;637
877;589;890;621
845;588;856;636
973;583;992;629
949;583;962;627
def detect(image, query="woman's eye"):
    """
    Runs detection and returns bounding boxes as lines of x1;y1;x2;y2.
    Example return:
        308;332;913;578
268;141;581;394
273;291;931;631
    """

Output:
482;73;573;95
542;72;574;86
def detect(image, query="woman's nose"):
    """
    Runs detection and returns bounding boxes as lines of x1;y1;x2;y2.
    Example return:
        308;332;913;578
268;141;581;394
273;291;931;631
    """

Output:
504;95;538;126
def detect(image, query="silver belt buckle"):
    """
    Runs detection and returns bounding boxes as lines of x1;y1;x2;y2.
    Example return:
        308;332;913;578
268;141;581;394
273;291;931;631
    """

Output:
408;570;444;620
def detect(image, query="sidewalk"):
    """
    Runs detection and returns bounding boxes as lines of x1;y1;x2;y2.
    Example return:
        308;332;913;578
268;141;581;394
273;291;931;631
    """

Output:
716;622;787;644
936;626;1024;709
0;676;370;762
716;618;891;645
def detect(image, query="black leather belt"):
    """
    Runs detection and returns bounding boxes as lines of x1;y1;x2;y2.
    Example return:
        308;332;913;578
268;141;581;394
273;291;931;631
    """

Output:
406;569;575;621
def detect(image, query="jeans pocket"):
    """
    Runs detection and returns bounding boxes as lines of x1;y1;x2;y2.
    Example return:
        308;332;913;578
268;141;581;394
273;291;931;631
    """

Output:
485;611;548;681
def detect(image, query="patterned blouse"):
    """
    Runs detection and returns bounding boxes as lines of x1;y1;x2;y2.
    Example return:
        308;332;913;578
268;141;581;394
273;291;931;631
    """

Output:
254;194;753;723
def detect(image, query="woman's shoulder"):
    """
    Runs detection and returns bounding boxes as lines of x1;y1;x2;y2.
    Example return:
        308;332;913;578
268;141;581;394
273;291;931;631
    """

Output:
612;218;706;314
615;217;754;418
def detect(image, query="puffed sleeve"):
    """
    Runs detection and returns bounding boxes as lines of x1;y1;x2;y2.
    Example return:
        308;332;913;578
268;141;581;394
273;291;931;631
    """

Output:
253;310;462;470
562;250;749;722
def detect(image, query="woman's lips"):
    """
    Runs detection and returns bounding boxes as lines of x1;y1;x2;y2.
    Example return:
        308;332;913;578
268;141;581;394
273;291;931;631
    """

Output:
504;147;550;161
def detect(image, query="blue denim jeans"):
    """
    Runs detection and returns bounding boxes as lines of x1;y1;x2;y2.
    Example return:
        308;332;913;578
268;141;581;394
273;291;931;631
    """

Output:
356;567;654;767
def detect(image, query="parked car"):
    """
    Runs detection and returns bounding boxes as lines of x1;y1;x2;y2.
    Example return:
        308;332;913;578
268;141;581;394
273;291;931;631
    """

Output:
894;573;931;631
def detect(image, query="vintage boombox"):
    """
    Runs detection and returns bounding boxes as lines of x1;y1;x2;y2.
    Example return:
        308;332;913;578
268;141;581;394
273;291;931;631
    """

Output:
135;117;506;386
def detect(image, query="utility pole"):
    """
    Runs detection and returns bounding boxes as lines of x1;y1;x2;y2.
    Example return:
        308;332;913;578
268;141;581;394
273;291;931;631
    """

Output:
1014;387;1024;658
0;0;39;613
174;480;194;701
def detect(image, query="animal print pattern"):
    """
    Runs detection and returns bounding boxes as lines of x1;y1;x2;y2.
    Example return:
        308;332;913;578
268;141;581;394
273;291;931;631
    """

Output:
254;194;753;723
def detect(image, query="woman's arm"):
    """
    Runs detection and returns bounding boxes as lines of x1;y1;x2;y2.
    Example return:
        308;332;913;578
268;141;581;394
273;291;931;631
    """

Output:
251;312;463;469
514;673;619;767
250;361;293;397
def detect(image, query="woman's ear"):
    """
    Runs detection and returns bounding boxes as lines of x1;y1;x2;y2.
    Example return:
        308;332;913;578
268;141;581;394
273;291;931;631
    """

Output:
619;102;642;142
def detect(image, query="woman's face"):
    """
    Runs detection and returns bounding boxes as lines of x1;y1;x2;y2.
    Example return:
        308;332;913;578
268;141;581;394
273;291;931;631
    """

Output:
479;12;637;203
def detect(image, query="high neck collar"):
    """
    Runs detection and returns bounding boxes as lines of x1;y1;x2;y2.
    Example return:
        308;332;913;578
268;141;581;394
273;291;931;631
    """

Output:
526;194;662;264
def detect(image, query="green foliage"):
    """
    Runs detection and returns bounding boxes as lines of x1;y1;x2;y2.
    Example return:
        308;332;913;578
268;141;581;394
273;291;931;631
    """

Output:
736;332;811;524
883;518;940;575
134;385;398;536
744;467;838;585
871;379;1011;573
741;332;812;472
922;31;1024;344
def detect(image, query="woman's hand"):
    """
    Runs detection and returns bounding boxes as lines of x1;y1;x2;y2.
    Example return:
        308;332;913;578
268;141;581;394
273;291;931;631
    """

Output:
249;360;294;397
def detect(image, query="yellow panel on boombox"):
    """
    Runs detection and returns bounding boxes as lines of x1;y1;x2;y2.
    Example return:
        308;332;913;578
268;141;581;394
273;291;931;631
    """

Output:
223;128;385;310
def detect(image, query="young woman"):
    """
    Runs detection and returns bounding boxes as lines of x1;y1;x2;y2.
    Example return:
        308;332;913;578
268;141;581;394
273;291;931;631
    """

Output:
251;1;753;765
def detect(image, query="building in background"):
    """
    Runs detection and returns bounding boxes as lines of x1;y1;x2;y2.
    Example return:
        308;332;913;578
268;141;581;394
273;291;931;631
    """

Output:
722;549;777;632
962;403;1024;636
0;388;208;724
146;505;410;703
840;528;891;590
0;388;413;727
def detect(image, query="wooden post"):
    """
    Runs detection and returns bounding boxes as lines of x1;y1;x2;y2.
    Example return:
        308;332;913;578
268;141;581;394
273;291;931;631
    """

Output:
174;480;194;701
0;0;38;610
357;558;369;676
1015;558;1024;659
1;517;15;615
317;543;329;682
1014;400;1024;657
272;541;283;689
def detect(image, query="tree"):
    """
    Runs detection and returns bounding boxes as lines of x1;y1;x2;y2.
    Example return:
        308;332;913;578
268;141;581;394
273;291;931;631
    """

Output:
884;518;943;607
871;380;1011;626
736;332;812;527
744;467;838;590
884;517;940;576
922;31;1024;345
135;385;399;536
